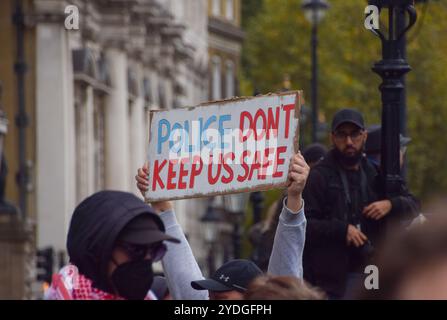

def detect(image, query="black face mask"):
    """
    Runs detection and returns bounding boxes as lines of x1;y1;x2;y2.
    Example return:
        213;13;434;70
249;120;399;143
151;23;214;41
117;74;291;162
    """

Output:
111;259;154;300
333;147;363;167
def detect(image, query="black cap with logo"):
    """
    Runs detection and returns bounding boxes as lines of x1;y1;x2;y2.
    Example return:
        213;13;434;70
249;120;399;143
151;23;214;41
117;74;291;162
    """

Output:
191;259;262;293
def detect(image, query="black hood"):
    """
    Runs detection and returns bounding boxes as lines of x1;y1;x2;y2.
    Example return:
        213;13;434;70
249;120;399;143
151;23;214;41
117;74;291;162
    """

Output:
66;190;161;293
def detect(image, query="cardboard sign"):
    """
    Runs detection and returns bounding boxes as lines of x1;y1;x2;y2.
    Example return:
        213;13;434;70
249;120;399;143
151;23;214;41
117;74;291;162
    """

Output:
145;91;302;201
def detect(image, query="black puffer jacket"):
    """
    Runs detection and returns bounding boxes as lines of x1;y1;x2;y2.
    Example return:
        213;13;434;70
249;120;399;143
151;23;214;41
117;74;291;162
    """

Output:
66;190;162;294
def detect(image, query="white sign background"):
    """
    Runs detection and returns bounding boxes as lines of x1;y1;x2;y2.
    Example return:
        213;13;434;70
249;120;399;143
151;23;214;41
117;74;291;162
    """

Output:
145;91;302;201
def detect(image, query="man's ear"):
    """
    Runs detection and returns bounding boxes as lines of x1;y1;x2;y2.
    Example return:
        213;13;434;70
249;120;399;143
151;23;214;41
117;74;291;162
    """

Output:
363;130;368;144
330;132;335;145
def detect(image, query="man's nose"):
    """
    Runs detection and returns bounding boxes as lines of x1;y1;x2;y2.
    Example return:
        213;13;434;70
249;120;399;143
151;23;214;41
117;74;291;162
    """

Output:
346;135;354;144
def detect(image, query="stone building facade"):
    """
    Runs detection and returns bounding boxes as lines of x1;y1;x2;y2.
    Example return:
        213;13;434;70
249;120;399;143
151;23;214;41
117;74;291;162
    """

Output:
0;0;245;299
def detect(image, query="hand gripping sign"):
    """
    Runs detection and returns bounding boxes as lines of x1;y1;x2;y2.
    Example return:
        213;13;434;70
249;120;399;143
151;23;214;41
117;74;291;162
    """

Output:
145;91;302;201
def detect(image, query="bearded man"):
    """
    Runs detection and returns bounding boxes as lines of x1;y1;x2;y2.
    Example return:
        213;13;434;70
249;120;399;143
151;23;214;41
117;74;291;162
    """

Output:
302;109;418;299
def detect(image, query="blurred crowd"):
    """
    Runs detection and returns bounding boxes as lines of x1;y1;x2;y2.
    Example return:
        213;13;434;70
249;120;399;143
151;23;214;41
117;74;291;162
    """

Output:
44;108;446;301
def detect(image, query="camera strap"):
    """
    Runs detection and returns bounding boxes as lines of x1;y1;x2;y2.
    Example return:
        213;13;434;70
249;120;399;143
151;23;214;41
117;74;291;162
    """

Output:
338;165;369;223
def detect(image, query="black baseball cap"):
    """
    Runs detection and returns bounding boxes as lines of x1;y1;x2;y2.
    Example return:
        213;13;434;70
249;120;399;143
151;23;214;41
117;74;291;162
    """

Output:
118;213;180;245
365;124;412;155
191;259;262;293
331;108;365;132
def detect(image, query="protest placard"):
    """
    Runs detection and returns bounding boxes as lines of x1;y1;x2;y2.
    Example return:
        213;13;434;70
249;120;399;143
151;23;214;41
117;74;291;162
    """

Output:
145;91;302;201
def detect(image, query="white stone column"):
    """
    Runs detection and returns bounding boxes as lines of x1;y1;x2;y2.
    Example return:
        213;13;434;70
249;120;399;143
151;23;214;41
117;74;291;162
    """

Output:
75;85;95;203
129;65;145;196
105;49;130;191
36;22;76;252
85;86;95;196
149;70;160;107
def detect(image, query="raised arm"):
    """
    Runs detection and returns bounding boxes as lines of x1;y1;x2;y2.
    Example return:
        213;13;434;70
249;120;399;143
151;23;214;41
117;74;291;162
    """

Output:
136;164;208;300
268;152;309;278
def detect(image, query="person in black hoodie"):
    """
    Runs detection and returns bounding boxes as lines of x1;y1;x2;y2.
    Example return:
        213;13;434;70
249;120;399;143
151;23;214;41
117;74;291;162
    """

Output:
302;109;419;299
46;190;179;300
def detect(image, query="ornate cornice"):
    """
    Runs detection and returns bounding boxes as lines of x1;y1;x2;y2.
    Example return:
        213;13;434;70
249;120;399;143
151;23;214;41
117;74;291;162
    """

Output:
34;0;207;80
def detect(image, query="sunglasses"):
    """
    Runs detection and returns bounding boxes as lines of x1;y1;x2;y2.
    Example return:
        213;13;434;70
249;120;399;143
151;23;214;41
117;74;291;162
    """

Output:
334;129;364;141
117;241;167;262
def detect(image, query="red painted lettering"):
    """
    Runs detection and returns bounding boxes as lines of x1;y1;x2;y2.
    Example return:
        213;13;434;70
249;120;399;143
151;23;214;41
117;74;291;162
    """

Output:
239;111;253;142
207;154;221;185
283;104;295;139
178;158;189;189
253;109;267;140
167;159;178;190
267;107;280;139
248;150;262;181
222;152;235;184
189;156;203;189
152;159;166;191
237;150;251;182
273;146;287;178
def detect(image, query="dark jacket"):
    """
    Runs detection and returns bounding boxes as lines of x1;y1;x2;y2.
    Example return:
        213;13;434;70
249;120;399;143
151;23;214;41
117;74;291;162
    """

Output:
66;190;160;294
249;196;286;272
302;149;419;297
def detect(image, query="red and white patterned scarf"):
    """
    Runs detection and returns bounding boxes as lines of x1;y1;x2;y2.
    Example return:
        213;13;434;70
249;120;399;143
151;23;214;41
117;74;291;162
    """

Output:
45;265;156;300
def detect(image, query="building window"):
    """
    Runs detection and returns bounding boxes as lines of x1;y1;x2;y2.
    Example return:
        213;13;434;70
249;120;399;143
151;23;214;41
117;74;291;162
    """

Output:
225;60;235;98
212;56;222;100
225;0;234;21
212;0;220;16
74;84;107;201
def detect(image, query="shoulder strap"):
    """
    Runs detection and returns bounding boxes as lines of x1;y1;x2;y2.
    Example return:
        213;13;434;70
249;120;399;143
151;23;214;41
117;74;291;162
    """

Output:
337;163;369;221
359;165;369;204
338;168;352;206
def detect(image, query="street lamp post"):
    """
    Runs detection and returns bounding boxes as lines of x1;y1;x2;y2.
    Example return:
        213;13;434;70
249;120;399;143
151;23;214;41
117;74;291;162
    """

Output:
249;191;264;225
0;85;18;216
201;197;221;276
0;83;34;299
13;0;29;219
302;0;329;143
368;0;417;197
226;194;248;260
